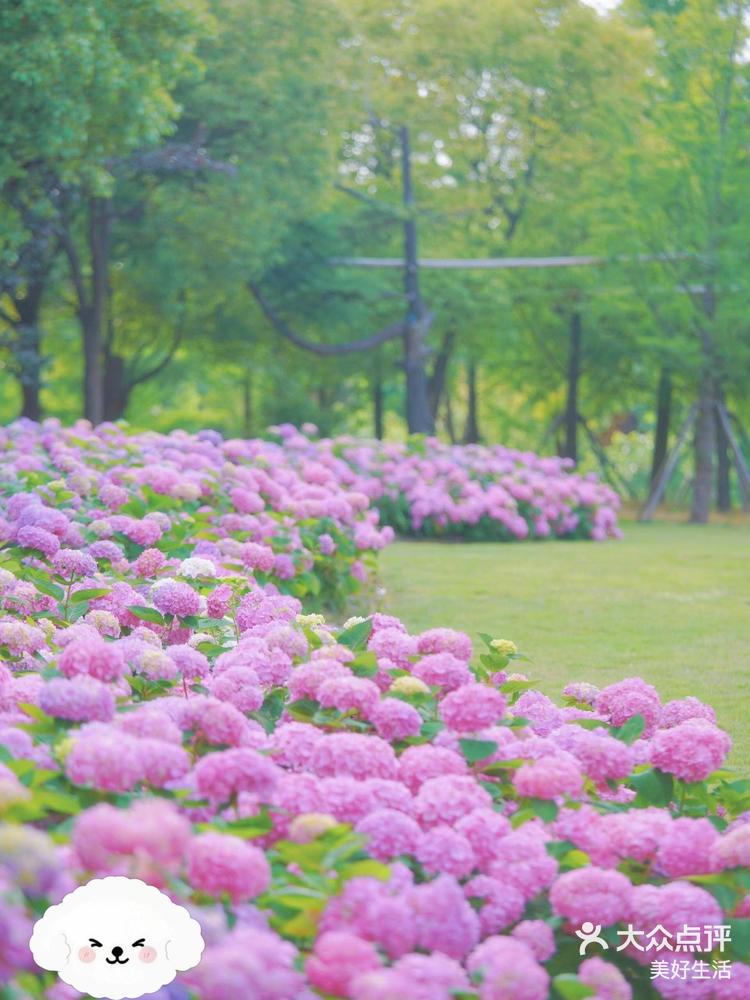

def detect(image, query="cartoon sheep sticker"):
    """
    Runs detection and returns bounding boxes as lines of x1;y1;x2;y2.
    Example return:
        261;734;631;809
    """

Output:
29;876;204;1000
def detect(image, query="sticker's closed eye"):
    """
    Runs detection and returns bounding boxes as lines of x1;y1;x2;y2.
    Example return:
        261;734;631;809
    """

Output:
89;939;103;948
132;939;145;948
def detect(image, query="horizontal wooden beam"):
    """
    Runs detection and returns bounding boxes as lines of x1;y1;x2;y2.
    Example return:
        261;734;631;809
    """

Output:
328;253;690;270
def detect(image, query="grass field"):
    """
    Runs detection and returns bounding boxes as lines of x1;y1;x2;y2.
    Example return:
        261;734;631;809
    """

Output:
380;519;750;768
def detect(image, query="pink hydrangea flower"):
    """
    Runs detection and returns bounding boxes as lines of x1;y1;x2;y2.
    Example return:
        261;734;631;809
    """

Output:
99;483;128;509
550;866;633;927
179;696;251;747
650;718;731;782
552;725;634;784
579;957;632;1000
563;681;599;704
133;548;166;577
659;696;716;728
398;744;468;793
411;652;472;691
269;722;323;771
17;525;60;557
489;827;559;900
65;727;145;792
195;748;279;804
363;778;413;815
187;832;270;902
595;677;662;736
711;824;750;870
414;774;492;827
410;874;480;959
182;926;305;1000
206;583;233;618
310;732;398;781
511;920;555;961
513;690;564;735
306;932;382;997
712;961;750;999
514;752;584;800
370;698;422;741
655;817;718;876
467;936;550;1000
88;540;127;566
356;809;421;861
439;683;507;732
464;875;526;935
629;882;723;952
52;548;97;578
317;676;380;717
288;658;352;701
124;518;163;546
0;620;46;656
73;798;191;875
354;953;470;1000
58;637;125;683
416;825;476;878
165;643;210;679
152;580;200;617
138;738;191;787
456;808;512;870
208;665;264;713
417;627;472;661
39;676;115;722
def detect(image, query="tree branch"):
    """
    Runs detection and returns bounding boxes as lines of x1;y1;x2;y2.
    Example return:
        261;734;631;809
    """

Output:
57;229;88;314
247;282;405;356
333;182;403;219
127;326;184;389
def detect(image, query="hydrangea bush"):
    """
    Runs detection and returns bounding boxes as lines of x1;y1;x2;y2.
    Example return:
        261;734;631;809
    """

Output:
1;550;749;997
0;419;742;1000
275;427;622;542
0;419;394;614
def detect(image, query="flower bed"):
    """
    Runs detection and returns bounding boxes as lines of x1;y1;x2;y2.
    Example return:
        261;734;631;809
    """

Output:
275;427;622;542
0;420;740;1000
0;419;393;613
1;549;749;996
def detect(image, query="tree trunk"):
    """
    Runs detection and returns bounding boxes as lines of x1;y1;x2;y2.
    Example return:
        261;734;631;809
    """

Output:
427;330;455;421
650;369;672;486
373;375;384;440
103;354;130;422
561;311;582;463
463;360;481;444
690;368;716;523
690;285;717;524
400;126;433;435
15;279;45;421
82;197;110;424
242;370;252;437
715;388;731;512
444;379;456;444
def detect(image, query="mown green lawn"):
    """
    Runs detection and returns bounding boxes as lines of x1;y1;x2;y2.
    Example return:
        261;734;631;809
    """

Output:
380;520;750;768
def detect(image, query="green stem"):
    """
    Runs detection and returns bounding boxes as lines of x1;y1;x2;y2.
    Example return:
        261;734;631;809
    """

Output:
678;780;687;816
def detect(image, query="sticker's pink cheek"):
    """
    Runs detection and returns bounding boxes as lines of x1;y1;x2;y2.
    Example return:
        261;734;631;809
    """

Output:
78;947;96;963
138;947;157;964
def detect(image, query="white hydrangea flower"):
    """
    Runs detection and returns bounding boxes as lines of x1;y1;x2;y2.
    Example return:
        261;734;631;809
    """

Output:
178;557;216;579
296;613;326;627
342;616;367;630
187;632;213;648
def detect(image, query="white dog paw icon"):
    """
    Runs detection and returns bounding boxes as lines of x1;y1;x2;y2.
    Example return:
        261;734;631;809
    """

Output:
29;876;204;999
